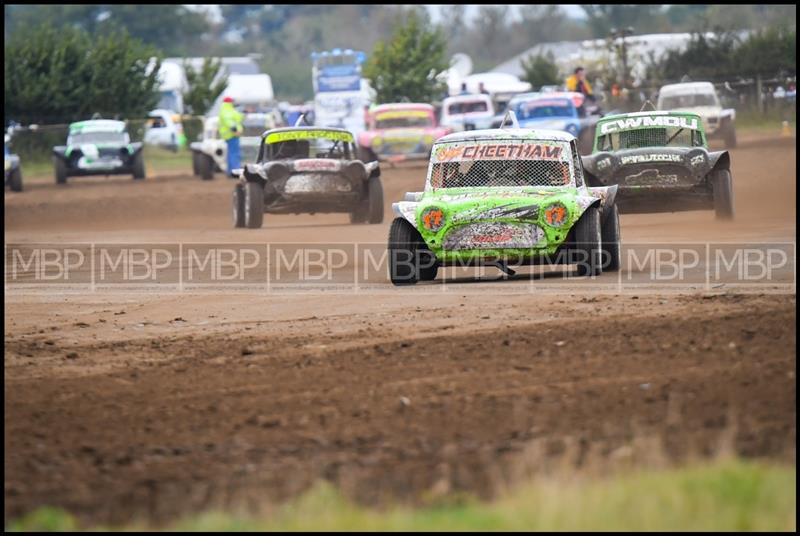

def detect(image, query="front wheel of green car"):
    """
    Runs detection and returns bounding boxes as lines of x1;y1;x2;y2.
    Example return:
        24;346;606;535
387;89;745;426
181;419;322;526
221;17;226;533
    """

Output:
711;169;734;220
574;205;602;277
388;218;438;285
601;204;621;272
55;158;68;185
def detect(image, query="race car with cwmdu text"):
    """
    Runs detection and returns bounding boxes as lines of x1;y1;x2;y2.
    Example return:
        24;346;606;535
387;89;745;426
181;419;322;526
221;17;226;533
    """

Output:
388;111;621;285
581;110;734;219
52;120;145;184
233;126;383;228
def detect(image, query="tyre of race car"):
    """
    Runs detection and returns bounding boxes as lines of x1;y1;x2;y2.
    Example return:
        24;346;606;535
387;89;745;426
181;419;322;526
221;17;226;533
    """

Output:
601;204;621;272
366;176;384;224
232;184;246;228
387;218;438;285
54;157;68;185
723;123;737;149
349;204;367;224
244;181;264;229
199;154;214;181
132;152;146;180
191;151;200;176
9;167;23;192
711;169;734;220
574;205;602;277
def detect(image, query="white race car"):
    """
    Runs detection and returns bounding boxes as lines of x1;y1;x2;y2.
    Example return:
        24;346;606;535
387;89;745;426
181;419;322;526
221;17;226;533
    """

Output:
190;112;277;180
657;82;737;148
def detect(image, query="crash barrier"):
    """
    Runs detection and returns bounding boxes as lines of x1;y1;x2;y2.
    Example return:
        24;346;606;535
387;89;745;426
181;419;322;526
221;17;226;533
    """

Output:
6;116;206;164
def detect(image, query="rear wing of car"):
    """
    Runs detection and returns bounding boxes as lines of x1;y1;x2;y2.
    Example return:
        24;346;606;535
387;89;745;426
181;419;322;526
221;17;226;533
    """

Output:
497;109;520;129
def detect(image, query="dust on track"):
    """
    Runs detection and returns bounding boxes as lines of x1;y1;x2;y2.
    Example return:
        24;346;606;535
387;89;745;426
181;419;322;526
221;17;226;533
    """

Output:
4;134;797;526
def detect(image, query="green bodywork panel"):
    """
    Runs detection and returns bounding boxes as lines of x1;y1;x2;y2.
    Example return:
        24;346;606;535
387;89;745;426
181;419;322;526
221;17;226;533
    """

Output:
592;111;708;153
412;187;589;263
68;120;126;134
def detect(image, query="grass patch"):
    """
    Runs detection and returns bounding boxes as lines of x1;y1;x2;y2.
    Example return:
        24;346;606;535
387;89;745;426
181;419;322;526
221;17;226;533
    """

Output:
16;146;193;181
6;459;796;532
735;106;796;131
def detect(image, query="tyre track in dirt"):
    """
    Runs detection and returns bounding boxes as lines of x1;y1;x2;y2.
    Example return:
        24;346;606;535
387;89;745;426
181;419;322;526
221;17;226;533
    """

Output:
4;134;797;525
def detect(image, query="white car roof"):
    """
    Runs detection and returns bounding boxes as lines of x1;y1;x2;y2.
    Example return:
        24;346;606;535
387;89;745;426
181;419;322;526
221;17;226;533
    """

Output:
436;128;576;144
659;82;716;95
443;94;493;105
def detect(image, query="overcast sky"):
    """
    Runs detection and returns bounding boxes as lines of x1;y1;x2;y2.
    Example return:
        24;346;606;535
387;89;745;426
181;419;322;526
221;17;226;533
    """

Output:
427;4;587;22
185;5;589;25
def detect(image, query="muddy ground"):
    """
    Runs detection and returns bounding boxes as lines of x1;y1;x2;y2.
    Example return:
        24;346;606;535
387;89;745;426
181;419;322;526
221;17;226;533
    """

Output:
4;134;796;526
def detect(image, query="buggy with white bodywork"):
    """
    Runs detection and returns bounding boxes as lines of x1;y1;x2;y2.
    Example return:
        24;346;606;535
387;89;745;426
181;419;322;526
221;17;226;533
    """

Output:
233;126;383;228
657;82;737;148
52;120;145;184
388;112;621;284
190;113;277;180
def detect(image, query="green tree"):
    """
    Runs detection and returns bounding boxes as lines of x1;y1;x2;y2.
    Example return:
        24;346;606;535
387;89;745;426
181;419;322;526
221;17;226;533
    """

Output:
581;5;667;37
363;12;449;104
520;53;561;90
5;24;161;124
658;31;740;81
183;58;229;116
736;27;796;78
4;5;209;55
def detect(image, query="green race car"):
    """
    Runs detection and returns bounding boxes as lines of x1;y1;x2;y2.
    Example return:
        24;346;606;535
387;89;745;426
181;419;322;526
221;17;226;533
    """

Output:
52;120;145;184
388;117;621;285
581;111;734;219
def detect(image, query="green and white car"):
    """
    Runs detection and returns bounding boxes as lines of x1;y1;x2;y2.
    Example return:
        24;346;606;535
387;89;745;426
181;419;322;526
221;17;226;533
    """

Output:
581;110;734;219
52;120;145;184
388;116;621;285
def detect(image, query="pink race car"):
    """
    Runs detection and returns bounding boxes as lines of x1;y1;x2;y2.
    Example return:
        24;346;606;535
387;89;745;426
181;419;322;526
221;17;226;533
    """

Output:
358;103;452;163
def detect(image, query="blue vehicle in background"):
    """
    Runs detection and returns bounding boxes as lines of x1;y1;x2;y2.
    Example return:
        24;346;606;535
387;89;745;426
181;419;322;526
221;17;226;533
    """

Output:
513;91;603;155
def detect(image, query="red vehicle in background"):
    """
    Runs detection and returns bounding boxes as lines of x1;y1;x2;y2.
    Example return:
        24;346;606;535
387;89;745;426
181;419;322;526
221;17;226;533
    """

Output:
358;103;452;163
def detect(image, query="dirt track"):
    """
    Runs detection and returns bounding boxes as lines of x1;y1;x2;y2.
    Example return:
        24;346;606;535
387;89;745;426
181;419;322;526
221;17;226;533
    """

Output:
4;134;797;526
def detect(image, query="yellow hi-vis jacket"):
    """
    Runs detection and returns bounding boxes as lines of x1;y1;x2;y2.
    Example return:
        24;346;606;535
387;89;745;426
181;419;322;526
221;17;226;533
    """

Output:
218;102;244;141
565;75;593;96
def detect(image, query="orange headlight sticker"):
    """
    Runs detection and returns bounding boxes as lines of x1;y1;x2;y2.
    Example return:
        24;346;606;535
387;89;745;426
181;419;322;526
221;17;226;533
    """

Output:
544;203;568;227
421;207;445;232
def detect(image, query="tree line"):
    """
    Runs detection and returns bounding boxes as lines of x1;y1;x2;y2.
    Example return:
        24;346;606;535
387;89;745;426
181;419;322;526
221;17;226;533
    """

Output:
4;6;797;124
5;5;796;101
